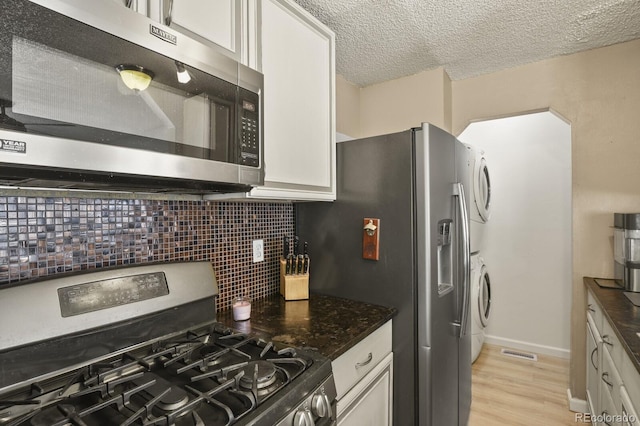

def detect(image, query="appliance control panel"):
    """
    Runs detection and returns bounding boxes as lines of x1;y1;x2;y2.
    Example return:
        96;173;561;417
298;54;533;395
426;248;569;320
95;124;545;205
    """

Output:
57;272;169;317
239;88;260;167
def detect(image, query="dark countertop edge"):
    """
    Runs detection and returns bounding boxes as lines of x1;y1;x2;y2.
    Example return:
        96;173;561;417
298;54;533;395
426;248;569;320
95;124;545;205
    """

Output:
216;292;397;361
325;308;395;360
584;277;640;373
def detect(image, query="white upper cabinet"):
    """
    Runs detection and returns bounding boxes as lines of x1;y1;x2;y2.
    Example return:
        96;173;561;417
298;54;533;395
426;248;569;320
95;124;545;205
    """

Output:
118;0;246;62
247;0;336;201
164;0;242;61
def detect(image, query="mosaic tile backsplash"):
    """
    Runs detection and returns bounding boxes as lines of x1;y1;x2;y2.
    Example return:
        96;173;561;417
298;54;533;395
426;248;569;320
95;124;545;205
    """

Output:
0;196;294;311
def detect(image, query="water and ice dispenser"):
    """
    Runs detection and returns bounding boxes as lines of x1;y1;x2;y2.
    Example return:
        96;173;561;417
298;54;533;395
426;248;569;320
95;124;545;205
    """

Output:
614;213;640;292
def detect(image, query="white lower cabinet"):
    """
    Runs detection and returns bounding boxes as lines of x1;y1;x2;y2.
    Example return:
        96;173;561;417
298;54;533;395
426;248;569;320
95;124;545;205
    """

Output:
621;386;640;426
587;287;640;426
332;320;393;426
601;346;622;425
337;352;393;426
587;315;602;416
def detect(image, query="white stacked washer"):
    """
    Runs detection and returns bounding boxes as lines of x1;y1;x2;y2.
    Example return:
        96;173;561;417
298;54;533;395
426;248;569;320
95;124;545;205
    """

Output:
470;253;492;362
465;144;493;362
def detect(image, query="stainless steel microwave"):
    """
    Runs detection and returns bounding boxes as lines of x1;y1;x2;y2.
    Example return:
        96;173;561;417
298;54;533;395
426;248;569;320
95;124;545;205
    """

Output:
0;0;263;193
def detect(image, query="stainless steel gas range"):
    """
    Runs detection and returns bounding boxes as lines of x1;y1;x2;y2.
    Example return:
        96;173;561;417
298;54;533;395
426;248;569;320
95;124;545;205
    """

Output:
0;262;336;426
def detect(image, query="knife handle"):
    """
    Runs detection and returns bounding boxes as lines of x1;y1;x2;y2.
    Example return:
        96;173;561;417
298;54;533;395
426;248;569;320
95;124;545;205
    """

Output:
297;254;304;274
303;254;309;274
290;255;297;275
285;255;292;274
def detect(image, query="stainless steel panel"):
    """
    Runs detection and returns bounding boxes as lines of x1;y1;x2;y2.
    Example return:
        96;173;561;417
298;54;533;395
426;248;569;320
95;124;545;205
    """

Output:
455;135;472;426
0;129;246;184
296;130;416;426
0;261;218;351
416;124;461;425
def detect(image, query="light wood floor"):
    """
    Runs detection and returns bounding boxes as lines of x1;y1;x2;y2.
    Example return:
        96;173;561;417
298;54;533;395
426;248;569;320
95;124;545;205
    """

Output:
469;344;578;425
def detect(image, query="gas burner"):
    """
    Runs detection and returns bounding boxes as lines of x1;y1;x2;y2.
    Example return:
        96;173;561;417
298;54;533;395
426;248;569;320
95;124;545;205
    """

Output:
239;361;277;390
155;387;190;412
190;345;227;368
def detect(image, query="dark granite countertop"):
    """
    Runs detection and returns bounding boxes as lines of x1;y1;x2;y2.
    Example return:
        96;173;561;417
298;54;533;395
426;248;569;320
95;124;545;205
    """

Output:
584;277;640;373
216;293;397;360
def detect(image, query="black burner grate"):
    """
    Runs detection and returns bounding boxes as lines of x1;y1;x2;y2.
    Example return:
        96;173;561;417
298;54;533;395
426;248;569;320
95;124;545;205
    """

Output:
0;323;316;426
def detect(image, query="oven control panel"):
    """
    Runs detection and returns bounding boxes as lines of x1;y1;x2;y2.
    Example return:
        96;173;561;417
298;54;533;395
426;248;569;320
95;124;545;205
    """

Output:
58;272;169;317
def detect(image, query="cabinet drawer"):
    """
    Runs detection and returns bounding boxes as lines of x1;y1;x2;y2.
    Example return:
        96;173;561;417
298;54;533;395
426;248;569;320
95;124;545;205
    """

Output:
337;352;393;426
587;290;604;332
621;386;640;426
600;385;620;426
602;345;623;411
587;317;601;417
332;321;392;398
602;319;624;368
621;353;640;412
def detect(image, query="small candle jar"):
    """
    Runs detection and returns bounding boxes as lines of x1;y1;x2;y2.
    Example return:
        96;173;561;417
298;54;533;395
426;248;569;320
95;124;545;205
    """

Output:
232;296;251;321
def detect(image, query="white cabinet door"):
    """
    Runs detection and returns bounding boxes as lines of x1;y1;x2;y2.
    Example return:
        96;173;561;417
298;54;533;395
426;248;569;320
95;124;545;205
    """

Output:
337;352;393;426
249;0;335;201
124;0;243;61
168;0;241;58
587;316;601;417
108;0;148;15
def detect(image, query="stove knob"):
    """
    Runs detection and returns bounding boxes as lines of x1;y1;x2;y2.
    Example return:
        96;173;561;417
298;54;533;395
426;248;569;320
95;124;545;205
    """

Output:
311;393;332;418
293;408;315;426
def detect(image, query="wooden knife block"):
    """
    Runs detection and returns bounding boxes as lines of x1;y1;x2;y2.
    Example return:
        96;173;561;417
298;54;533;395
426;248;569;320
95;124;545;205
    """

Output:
279;258;309;300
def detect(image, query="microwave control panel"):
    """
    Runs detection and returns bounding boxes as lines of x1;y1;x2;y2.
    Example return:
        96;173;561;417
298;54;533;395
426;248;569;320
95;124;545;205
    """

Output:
239;89;260;167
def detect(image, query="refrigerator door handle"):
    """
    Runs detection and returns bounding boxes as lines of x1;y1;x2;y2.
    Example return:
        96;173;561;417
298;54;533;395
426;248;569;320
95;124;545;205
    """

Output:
453;182;471;338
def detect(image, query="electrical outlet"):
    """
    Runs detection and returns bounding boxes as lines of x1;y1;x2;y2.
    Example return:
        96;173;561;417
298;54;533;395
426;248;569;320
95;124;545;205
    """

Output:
252;239;264;263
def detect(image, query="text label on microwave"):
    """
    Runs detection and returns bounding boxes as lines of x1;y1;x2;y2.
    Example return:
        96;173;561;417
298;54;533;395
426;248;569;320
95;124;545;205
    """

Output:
0;139;26;154
150;24;177;45
242;101;256;112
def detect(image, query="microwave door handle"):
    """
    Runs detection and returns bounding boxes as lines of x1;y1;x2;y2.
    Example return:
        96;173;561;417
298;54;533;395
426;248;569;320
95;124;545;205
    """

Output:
454;182;471;338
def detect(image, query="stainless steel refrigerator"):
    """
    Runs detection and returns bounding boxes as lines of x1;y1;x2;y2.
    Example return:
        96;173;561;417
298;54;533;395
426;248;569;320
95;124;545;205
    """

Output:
296;123;472;426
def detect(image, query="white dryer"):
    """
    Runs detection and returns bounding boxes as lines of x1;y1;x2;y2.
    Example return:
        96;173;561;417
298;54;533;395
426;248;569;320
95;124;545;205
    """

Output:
465;144;492;253
471;253;492;363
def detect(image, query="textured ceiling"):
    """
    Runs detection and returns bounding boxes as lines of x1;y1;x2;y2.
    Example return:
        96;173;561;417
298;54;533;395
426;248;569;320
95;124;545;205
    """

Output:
292;0;640;86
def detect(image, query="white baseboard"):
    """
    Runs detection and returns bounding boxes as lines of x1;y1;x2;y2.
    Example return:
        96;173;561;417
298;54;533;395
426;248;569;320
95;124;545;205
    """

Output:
484;334;570;359
567;388;589;413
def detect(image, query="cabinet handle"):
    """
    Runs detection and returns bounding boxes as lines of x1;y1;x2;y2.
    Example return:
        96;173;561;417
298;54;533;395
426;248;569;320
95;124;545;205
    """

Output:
355;352;373;368
601;410;612;426
587;304;595;313
602;335;614;347
164;0;174;26
601;372;613;388
590;347;599;371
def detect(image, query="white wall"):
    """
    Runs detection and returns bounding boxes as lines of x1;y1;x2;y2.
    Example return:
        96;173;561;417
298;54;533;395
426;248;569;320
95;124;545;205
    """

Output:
459;111;572;358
